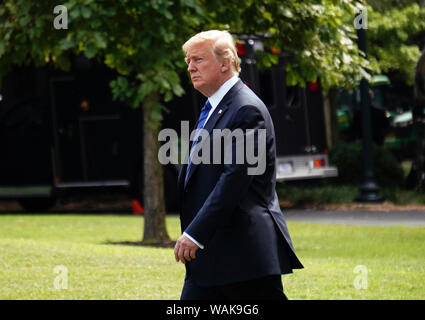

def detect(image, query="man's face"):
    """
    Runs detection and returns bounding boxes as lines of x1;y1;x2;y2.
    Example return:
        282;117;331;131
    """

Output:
185;41;224;97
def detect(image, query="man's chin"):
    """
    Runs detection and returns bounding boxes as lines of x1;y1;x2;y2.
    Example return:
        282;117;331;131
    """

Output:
191;81;209;96
192;82;203;92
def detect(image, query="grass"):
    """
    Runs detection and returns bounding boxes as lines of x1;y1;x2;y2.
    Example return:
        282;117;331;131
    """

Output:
0;215;183;299
0;214;424;300
284;222;425;299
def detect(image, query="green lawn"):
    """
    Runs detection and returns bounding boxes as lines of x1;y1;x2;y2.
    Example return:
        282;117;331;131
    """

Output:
0;214;424;300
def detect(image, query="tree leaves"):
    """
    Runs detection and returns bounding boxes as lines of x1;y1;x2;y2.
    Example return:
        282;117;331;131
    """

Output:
80;6;92;19
367;3;425;85
0;0;378;125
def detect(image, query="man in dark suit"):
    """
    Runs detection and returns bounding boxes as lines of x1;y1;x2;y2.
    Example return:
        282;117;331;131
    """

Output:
174;30;303;300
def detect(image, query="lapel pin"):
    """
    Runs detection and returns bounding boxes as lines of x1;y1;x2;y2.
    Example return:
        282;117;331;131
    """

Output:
218;109;222;114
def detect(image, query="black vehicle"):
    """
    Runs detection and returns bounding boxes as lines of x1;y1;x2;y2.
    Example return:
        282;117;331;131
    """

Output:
0;37;337;212
0;60;147;211
236;36;337;181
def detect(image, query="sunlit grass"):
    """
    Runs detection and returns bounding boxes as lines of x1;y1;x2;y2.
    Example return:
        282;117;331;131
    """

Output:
283;222;425;299
0;214;423;300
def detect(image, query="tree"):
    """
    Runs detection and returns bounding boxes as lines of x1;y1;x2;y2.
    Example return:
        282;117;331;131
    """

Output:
0;0;371;245
406;49;425;190
192;0;372;150
365;1;425;189
202;0;371;89
366;1;425;85
0;0;204;246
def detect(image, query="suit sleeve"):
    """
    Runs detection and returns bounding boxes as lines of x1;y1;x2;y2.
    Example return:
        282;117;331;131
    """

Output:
184;104;267;246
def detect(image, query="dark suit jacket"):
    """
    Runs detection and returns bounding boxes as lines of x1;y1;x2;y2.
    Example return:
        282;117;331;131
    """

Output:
178;79;303;287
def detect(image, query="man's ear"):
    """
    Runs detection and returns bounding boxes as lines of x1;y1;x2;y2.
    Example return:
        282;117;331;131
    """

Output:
221;58;230;73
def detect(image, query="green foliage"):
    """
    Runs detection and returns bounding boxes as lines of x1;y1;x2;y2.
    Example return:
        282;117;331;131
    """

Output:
0;0;373;125
367;3;425;85
277;184;357;205
277;183;425;205
0;0;199;129
201;0;371;89
3;0;421;118
381;187;425;205
329;142;405;187
367;0;424;12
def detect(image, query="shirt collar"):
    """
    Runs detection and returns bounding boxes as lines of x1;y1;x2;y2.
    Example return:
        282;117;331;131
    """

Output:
207;75;239;110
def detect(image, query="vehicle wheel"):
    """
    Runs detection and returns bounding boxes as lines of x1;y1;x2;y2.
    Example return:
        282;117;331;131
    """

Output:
18;197;56;212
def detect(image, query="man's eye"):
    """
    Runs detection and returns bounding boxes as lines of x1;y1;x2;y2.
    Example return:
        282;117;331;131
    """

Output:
195;58;203;63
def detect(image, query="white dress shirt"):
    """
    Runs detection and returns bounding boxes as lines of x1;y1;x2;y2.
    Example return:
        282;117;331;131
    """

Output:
184;75;239;249
204;75;239;125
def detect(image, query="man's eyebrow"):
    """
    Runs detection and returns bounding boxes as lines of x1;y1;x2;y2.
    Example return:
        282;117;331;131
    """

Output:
185;54;199;64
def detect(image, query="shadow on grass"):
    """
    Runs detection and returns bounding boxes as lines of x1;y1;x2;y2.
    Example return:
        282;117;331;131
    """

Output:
104;240;176;248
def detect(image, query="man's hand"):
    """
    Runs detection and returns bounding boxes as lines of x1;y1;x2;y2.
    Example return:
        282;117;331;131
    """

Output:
174;234;199;264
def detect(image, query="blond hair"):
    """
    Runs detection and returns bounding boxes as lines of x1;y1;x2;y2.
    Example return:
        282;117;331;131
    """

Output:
182;30;241;75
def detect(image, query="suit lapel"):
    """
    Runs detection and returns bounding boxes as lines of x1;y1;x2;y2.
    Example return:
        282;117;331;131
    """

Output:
177;118;199;190
183;104;229;188
180;79;245;189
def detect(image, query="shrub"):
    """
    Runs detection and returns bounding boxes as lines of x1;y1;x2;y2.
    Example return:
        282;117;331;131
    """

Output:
328;142;405;188
276;184;358;205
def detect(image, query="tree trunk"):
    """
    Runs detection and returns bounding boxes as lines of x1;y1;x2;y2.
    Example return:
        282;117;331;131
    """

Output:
141;93;172;246
323;87;340;148
408;97;425;190
408;50;425;190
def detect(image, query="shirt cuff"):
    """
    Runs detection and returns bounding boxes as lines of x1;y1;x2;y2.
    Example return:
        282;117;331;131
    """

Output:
183;232;204;249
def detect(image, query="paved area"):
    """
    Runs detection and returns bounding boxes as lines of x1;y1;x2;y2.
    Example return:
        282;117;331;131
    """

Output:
284;209;425;227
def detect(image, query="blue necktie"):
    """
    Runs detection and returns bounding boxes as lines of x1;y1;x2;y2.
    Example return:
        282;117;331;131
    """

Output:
195;99;212;131
185;100;212;184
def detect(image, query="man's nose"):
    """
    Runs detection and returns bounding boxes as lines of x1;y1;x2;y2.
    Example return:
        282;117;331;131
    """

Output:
187;60;196;73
